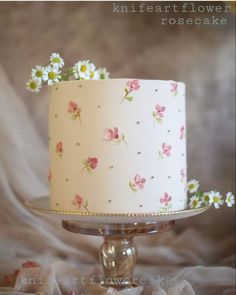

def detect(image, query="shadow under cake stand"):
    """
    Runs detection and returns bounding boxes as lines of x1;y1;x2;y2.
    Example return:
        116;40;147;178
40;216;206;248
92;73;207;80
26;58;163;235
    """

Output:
25;196;210;290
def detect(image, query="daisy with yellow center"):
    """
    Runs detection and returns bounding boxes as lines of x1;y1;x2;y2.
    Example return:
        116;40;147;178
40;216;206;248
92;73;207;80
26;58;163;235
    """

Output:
209;191;224;209
187;179;199;193
189;195;202;209
43;65;61;86
31;65;45;81
50;53;64;68
26;78;41;93
203;192;211;205
72;60;91;79
225;192;235;207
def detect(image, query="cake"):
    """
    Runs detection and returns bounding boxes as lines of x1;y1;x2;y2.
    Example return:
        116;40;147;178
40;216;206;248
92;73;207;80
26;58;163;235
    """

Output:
48;79;187;214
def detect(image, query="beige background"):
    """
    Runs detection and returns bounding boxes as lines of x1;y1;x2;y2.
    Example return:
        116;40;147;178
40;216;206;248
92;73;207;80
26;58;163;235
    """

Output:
0;1;235;286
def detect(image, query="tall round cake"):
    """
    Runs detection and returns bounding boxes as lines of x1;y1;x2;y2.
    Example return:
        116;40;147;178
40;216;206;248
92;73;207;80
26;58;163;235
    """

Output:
49;79;187;213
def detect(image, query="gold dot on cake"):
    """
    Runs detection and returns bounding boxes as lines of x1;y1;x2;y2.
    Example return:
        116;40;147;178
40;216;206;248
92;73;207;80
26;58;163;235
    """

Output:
56;203;59;206
65;178;69;182
97;105;101;108
49;137;51;141
54;114;58;117
76;142;80;146
107;199;112;203
78;84;82;88
109;165;114;169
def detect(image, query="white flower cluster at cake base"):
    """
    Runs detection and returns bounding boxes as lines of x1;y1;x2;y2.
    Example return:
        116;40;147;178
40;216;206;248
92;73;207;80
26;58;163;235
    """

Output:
26;53;110;93
187;179;235;209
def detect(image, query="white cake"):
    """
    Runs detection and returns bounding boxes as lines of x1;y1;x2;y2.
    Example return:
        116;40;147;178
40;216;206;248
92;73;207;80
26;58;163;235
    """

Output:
49;79;187;214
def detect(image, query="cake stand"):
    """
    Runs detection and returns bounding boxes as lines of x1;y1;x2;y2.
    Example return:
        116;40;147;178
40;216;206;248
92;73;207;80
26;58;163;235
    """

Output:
25;196;210;291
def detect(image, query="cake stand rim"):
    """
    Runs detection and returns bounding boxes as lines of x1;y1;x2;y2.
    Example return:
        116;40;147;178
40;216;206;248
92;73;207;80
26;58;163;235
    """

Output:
24;196;211;221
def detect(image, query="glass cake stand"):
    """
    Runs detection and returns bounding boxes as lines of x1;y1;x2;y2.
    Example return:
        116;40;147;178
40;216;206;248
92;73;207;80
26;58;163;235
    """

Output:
25;196;210;290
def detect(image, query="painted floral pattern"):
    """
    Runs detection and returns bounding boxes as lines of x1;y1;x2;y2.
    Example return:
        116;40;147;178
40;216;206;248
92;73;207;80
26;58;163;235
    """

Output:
104;127;127;144
81;157;98;173
152;104;166;122
72;194;89;213
56;141;63;157
129;174;146;192
171;82;178;95
67;100;81;121
122;79;140;103
159;143;172;158
160;192;172;211
180;126;185;139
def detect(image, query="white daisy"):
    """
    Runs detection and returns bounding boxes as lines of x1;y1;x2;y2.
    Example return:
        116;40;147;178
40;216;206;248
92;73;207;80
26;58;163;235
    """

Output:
98;68;110;80
89;63;99;80
209;191;224;209
26;78;41;93
43;65;61;85
189;195;202;209
31;65;45;81
203;192;211;205
50;53;64;68
187;179;199;193
225;192;235;207
72;60;91;80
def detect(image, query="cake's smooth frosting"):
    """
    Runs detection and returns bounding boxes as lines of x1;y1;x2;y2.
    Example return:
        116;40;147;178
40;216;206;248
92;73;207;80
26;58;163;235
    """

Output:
49;79;187;213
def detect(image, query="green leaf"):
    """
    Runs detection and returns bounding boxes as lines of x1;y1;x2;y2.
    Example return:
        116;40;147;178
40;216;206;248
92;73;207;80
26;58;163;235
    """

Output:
126;96;133;102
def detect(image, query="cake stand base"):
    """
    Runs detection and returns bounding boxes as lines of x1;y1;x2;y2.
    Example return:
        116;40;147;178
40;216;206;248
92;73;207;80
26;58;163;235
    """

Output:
25;197;210;291
62;220;175;289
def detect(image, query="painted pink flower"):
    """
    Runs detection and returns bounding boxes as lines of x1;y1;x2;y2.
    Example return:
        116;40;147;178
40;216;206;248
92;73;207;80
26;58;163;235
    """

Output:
22;261;40;268
67;100;81;121
81;157;98;173
171;82;178;95
161;143;172;157
129;174;146;191
180;167;186;178
122;80;140;103
160;192;172;207
127;79;140;91
180;126;185;139
105;127;119;141
72;194;89;213
153;104;166;122
72;194;84;209
104;127;127;144
56;141;63;156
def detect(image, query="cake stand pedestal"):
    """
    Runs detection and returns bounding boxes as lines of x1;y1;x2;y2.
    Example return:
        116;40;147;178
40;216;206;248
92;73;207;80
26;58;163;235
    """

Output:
62;219;174;289
25;196;210;291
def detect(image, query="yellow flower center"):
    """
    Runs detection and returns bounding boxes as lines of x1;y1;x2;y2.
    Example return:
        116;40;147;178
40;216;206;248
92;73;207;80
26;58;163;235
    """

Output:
193;200;198;207
80;65;87;73
30;81;37;89
213;196;219;203
52;57;61;64
204;195;209;202
100;73;105;79
48;71;56;80
189;184;195;189
36;70;43;78
90;71;94;78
